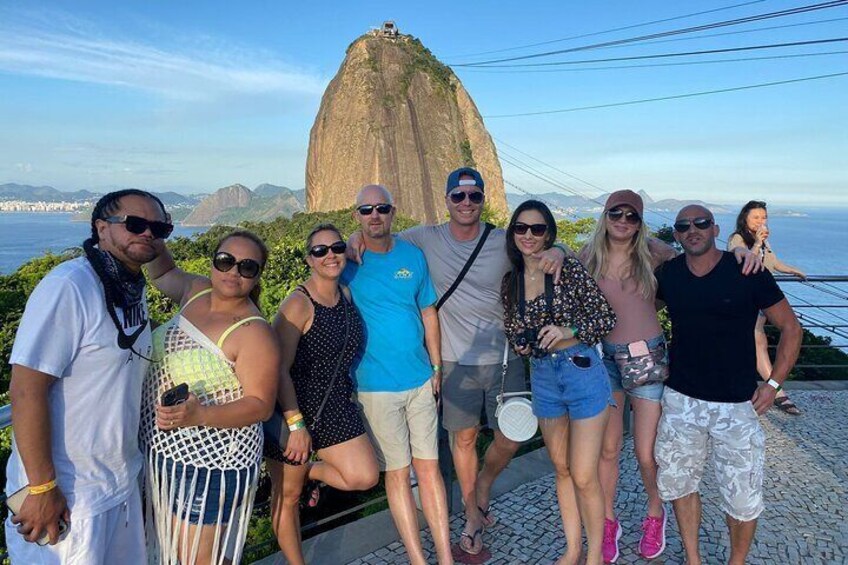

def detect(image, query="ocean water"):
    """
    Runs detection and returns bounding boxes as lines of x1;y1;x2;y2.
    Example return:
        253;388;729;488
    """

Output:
0;213;206;274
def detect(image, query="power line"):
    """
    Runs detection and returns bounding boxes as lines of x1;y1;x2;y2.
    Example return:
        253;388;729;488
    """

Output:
450;1;848;67
484;71;848;118
458;50;848;74
458;37;848;68
444;0;767;60
594;16;848;52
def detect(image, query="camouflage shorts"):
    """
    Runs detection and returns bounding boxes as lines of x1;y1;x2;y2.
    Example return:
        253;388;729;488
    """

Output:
655;388;765;521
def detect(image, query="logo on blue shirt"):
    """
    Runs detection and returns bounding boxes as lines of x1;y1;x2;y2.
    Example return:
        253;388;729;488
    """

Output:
394;268;413;279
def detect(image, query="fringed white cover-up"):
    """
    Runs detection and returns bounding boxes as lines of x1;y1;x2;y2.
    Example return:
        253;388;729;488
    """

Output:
140;290;264;565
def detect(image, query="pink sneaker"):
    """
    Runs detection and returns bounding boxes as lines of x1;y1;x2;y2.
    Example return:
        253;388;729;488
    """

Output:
639;509;667;559
602;518;621;563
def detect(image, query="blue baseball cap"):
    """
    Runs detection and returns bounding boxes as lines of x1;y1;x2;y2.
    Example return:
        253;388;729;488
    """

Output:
445;167;485;194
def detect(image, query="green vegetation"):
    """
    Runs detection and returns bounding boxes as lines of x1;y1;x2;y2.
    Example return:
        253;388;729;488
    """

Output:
398;36;455;96
459;139;475;167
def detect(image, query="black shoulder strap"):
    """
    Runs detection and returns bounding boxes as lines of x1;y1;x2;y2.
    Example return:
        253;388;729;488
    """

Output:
518;272;554;320
435;222;495;311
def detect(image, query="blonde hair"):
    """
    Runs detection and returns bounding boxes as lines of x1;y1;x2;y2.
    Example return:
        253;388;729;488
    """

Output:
584;218;657;300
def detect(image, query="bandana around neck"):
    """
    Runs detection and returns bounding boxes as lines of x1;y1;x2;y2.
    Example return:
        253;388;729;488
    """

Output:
83;240;146;309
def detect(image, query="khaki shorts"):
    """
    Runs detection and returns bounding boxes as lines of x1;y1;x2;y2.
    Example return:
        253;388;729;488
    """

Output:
655;388;765;521
357;381;439;471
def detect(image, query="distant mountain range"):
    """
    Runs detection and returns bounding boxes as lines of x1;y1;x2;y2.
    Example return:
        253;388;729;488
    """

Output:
1;183;306;225
505;190;733;217
182;183;304;226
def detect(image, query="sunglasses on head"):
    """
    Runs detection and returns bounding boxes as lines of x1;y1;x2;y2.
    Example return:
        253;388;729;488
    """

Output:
673;217;714;233
309;241;347;258
448;190;484;204
606;208;641;225
212;251;262;278
357;203;393;215
513;222;547;236
104;215;174;239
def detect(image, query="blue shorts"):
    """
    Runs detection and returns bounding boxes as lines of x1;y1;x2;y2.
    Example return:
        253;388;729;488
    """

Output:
160;456;250;525
530;343;614;421
602;335;666;402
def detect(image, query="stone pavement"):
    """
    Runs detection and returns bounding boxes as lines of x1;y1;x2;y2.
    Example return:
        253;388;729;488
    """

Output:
348;390;848;564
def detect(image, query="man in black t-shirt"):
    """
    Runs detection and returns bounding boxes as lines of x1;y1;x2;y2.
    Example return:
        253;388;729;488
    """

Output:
653;205;801;565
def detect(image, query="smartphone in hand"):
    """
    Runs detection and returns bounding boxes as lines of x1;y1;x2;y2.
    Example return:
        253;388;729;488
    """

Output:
6;486;68;546
161;383;189;407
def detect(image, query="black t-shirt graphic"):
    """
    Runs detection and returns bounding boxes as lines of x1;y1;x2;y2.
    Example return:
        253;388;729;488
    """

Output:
655;252;785;403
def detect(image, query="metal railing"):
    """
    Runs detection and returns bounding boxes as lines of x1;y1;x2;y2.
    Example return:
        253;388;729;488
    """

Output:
1;275;845;562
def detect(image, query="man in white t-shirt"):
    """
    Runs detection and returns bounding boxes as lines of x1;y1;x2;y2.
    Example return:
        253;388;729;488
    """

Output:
5;189;172;563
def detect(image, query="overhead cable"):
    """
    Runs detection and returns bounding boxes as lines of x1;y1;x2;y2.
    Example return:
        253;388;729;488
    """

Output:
484;71;848;118
450;0;848;67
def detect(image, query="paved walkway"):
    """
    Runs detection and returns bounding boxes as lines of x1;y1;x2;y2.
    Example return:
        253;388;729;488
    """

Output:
349;390;847;564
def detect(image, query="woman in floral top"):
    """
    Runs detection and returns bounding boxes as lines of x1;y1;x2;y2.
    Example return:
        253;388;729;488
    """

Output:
501;200;616;565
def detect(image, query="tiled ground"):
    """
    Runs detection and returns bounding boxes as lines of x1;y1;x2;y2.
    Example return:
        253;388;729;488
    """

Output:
350;390;848;564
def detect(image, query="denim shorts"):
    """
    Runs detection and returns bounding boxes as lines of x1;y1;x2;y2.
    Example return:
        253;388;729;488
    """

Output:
530;343;614;421
160;456;249;525
602;334;666;402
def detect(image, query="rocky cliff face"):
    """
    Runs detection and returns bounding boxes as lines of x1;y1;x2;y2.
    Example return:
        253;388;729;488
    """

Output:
306;33;506;224
182;183;303;226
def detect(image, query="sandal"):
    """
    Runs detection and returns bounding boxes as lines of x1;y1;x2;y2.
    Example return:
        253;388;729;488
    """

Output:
478;506;497;528
458;527;484;555
773;395;802;416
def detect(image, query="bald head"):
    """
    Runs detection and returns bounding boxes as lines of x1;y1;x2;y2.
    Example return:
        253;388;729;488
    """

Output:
356;184;394;207
676;204;713;222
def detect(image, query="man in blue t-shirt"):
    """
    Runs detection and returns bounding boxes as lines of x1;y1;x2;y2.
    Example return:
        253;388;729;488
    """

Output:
653;205;801;565
341;184;453;565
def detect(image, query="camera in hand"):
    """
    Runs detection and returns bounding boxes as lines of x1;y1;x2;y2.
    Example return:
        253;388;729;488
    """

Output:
516;328;547;358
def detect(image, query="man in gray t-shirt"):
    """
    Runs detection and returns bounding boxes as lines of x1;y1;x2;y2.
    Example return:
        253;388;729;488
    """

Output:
400;167;566;554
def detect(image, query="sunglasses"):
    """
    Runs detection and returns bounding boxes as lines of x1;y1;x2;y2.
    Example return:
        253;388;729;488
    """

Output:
673;217;714;233
104;215;174;239
448;190;484;204
309;241;347;258
212;251;262;279
357;203;393;215
513;222;547;236
606;208;641;225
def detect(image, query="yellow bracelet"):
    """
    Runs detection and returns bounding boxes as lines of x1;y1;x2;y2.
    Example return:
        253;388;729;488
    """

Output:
28;479;57;495
286;413;304;425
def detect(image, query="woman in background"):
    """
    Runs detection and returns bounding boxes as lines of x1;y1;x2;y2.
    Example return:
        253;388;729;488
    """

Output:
729;200;805;415
141;230;280;565
502;200;616;565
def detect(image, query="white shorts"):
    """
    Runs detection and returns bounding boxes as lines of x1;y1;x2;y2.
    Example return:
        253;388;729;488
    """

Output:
655;388;765;521
357;381;439;472
5;483;145;564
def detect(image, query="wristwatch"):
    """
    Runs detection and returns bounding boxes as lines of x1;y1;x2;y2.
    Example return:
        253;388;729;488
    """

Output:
766;378;782;392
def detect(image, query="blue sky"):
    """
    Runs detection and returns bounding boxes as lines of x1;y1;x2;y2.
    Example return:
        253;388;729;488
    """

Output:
1;1;846;206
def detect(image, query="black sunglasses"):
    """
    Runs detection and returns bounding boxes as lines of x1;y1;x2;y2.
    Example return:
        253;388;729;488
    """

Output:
606;208;641;225
309;241;347;258
673;217;714;233
357;203;393;215
212;251;262;278
513;222;547;236
104;215;174;239
448;190;484;204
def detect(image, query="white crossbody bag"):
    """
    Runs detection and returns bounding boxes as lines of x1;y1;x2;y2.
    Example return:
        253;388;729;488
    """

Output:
494;342;538;442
